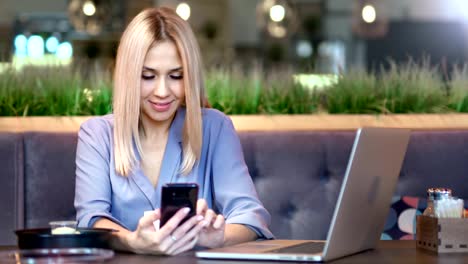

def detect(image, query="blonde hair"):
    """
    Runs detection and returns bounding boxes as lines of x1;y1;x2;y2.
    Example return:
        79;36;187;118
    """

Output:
113;7;204;176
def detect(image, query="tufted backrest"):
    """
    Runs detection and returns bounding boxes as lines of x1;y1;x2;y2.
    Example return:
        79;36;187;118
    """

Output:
240;131;355;240
23;132;78;228
0;133;23;245
395;130;468;197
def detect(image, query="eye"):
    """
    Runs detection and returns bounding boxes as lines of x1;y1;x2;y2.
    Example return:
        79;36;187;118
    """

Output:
142;75;154;80
170;74;183;80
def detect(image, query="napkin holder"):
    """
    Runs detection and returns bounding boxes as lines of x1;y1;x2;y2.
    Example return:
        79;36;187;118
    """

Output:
416;215;468;253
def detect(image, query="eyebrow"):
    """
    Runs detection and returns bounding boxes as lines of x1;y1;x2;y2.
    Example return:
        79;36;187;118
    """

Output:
142;66;183;72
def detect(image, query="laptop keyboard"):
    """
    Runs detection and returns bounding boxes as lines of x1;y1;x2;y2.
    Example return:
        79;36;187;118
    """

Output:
268;242;325;254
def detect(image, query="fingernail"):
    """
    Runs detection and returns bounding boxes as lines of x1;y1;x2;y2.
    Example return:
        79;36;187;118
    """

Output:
201;220;209;227
183;207;191;214
196;215;204;221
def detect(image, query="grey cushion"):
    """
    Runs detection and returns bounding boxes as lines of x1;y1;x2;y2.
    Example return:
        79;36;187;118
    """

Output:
396;130;468;197
23;132;77;228
0;133;23;245
240;131;354;239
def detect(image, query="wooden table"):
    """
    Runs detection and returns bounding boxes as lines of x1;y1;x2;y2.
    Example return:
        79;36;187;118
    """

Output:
3;241;468;263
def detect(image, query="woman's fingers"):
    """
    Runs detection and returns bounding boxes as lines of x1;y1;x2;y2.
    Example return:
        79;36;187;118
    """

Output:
197;199;208;215
134;205;226;255
131;207;211;255
166;218;208;254
173;215;204;238
142;209;161;232
153;209;161;219
203;209;217;226
158;210;205;252
160;214;202;249
170;235;199;256
158;207;191;237
213;214;225;229
137;209;160;231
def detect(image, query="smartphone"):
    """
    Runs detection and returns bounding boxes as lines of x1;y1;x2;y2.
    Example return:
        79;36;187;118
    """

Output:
160;183;198;228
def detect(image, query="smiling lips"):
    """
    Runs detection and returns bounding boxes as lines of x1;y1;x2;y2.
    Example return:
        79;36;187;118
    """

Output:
150;100;173;112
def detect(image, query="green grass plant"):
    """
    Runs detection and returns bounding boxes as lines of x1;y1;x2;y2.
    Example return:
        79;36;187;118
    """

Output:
379;60;448;114
254;68;318;114
1;60;467;116
448;64;468;112
325;68;380;114
205;67;261;114
0;63;112;116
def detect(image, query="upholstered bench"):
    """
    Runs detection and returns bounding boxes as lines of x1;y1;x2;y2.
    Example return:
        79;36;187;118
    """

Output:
1;129;468;245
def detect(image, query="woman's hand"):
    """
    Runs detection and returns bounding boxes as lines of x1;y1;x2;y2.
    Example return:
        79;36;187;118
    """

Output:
126;207;207;255
196;199;226;248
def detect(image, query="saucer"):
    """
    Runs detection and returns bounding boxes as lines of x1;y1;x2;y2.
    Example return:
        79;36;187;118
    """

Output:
0;248;114;263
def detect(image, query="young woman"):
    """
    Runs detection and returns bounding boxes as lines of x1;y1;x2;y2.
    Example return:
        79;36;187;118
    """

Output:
74;7;273;255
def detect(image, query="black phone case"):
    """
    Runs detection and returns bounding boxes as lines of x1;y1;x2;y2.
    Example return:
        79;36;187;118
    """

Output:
160;183;198;227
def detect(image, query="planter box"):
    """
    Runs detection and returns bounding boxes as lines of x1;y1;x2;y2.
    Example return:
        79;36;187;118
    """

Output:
2;114;468;132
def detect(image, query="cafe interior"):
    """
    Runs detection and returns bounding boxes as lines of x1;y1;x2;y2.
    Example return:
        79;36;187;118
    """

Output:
1;0;468;263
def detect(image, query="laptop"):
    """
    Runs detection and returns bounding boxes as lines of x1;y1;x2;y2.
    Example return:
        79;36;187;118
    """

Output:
196;127;411;262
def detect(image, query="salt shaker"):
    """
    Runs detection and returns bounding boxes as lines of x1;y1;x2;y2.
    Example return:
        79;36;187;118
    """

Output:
423;188;452;217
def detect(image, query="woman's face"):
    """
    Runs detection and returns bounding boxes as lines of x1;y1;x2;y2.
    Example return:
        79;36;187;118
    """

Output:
140;40;185;125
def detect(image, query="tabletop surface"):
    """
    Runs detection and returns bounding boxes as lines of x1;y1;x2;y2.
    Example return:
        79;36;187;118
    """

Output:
2;240;468;264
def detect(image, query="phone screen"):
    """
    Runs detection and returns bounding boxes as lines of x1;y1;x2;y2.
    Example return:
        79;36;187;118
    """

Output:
160;183;198;227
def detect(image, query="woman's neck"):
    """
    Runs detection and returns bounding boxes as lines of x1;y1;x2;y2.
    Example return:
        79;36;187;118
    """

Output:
139;115;173;144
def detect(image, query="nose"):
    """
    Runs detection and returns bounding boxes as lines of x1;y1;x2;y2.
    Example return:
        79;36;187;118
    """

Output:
153;76;170;97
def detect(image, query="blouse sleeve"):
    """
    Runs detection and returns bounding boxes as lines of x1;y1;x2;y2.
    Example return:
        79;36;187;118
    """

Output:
74;118;127;229
211;116;274;239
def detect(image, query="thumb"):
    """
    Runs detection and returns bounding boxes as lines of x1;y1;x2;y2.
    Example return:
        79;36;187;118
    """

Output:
139;209;161;230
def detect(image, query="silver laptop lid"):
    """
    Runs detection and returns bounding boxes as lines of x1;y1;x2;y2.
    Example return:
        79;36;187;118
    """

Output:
322;127;410;261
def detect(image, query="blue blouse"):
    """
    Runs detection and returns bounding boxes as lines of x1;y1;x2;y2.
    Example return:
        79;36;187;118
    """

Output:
74;108;273;239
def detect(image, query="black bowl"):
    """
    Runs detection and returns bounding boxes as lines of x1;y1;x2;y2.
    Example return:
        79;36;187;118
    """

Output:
15;228;115;249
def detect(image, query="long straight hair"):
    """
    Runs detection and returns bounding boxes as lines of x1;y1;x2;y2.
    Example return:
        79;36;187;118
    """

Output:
113;7;204;176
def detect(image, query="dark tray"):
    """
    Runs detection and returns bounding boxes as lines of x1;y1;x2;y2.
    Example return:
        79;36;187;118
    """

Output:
15;228;115;249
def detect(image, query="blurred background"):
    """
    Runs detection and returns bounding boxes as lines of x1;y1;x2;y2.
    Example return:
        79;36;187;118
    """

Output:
1;0;468;116
2;0;468;72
